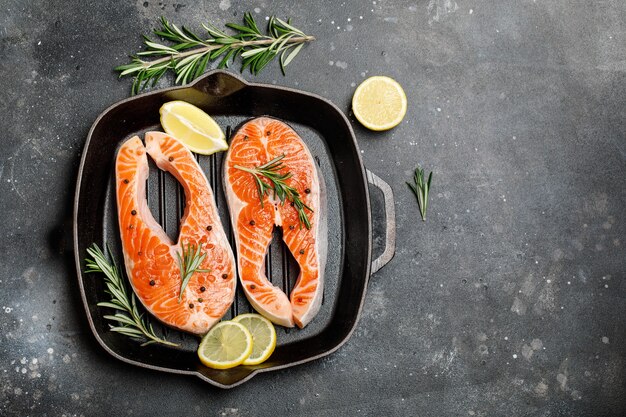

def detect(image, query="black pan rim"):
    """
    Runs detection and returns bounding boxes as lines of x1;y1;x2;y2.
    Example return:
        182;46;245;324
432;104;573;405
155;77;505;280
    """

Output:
72;69;372;389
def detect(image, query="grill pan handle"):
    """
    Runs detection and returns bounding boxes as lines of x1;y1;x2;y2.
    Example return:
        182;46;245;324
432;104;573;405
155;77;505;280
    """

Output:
366;170;396;274
191;70;247;97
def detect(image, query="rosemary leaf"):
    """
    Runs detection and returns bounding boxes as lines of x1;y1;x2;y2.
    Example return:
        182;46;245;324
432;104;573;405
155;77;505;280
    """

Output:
407;165;433;221
84;244;178;347
233;154;313;229
177;243;211;302
282;43;304;68
116;13;315;95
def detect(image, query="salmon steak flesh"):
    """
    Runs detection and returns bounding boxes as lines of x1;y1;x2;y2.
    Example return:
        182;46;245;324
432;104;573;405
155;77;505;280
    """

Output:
116;132;236;335
224;117;327;328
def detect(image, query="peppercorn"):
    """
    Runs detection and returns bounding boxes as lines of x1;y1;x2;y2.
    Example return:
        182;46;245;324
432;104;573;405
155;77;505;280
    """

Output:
299;249;305;254
168;156;174;162
198;298;203;303
189;303;194;309
129;224;134;229
243;135;249;141
304;188;311;194
266;131;271;136
249;220;256;226
222;273;228;279
149;280;155;286
250;284;256;290
289;225;295;230
200;286;206;292
206;225;212;231
123;179;129;184
131;209;137;216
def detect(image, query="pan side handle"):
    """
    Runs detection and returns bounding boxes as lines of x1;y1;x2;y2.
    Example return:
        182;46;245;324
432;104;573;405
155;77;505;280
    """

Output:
366;170;396;274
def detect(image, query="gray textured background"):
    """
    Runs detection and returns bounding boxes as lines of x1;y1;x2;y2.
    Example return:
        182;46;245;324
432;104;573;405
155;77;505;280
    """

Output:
1;0;625;416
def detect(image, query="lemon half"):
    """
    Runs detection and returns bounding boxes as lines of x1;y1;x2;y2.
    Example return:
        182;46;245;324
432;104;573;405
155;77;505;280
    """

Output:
232;314;277;365
352;76;407;131
159;100;228;155
197;321;253;369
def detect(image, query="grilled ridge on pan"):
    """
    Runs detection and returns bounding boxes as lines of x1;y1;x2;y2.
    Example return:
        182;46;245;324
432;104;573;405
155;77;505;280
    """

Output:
115;132;237;335
223;117;327;328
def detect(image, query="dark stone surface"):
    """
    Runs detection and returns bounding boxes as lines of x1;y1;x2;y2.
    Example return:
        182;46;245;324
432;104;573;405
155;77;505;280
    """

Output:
1;0;625;415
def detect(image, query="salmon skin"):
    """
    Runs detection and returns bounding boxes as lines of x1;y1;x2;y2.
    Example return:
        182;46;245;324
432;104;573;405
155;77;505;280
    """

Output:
115;132;236;335
224;117;327;328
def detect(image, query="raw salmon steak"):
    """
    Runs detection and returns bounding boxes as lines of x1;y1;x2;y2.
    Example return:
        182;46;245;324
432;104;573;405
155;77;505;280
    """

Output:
224;117;326;328
115;132;236;335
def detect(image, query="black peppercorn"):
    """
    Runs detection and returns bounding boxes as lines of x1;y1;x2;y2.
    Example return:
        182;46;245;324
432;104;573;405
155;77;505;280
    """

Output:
289;225;295;230
123;179;129;184
249;220;255;226
198;298;203;303
266;131;271;136
243;135;249;141
206;225;212;231
131;209;137;216
250;284;256;290
149;280;155;286
290;202;295;207
299;249;305;254
168;156;174;162
129;224;134;229
138;251;142;256
200;286;206;292
304;188;311;194
189;303;194;309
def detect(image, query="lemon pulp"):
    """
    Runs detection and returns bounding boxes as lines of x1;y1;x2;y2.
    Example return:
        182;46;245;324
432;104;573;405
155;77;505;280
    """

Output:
232;314;277;365
159;100;228;155
197;321;253;369
352;76;407;131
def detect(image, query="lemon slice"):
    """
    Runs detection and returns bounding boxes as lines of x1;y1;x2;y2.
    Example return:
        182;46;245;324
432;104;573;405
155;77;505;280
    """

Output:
159;100;228;155
197;321;253;369
352;76;407;131
232;314;277;365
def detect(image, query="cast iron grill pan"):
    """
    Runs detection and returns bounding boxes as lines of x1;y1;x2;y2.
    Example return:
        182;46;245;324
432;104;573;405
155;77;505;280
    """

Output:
74;71;395;388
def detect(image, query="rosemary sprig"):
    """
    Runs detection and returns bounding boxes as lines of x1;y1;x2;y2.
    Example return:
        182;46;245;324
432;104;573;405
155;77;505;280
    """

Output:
115;13;315;94
234;154;313;229
176;243;211;302
407;166;433;221
84;244;178;347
